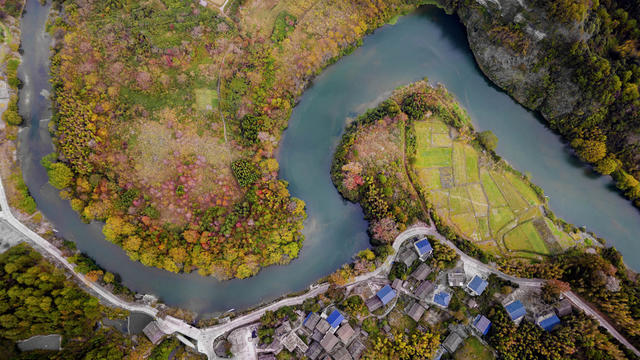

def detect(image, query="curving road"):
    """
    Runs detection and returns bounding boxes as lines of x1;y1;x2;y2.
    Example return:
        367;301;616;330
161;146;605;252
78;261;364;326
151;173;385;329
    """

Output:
0;175;638;358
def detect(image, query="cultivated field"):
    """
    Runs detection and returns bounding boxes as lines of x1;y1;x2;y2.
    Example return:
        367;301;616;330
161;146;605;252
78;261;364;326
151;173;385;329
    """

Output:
412;116;573;258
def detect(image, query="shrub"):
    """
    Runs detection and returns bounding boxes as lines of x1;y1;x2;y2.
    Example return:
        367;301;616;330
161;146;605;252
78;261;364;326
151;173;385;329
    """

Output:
231;159;260;187
478;130;498;151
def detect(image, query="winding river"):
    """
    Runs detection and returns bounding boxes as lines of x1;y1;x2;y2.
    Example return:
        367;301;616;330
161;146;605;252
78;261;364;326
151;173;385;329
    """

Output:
16;1;640;314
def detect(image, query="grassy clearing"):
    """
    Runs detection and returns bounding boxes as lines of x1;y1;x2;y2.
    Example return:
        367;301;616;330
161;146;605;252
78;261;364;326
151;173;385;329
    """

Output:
465;145;480;183
504;172;542;206
489;207;515;234
480;170;508;207
449;186;474;215
418;168;441;190
468;183;488;216
477;216;491;240
491;171;529;213
432;132;452;147
452;212;480;240
194;88;219;111
415;121;431;146
429;119;449;133
545;218;575;249
504;221;549;254
453;142;468;185
430;190;449;208
417;147;452;168
454;336;495;360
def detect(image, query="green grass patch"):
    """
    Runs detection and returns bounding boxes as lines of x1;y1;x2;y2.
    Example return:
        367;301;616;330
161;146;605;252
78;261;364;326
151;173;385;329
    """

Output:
468;183;488;216
388;15;400;25
504;172;542;206
477;216;491;240
417;168;441;190
545;218;575;249
432;132;452;147
489;206;515;234
491;171;529;213
453;142;467;185
430;190;449;208
465;145;480;183
480;170;507;207
452;212;480;241
195;88;219;111
414;121;431;147
449;186;474;215
454;336;495;360
416;147;452;168
428;119;449;133
504;221;549;254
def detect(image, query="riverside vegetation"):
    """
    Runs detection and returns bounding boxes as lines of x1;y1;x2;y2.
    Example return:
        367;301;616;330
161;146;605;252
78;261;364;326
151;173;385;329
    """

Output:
434;0;640;209
46;0;429;279
332;81;640;354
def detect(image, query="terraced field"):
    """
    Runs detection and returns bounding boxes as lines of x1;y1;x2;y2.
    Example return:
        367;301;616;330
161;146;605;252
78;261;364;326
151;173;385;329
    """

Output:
412;116;573;258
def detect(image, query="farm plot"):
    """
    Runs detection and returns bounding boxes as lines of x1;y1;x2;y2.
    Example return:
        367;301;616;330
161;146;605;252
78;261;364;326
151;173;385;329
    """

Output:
504;221;550;255
411;118;572;258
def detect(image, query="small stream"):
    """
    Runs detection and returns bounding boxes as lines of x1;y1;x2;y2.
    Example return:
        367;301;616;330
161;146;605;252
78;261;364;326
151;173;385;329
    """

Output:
16;1;640;314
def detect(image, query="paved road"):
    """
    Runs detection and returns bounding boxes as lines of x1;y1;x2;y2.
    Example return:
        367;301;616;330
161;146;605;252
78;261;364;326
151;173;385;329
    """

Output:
1;175;638;358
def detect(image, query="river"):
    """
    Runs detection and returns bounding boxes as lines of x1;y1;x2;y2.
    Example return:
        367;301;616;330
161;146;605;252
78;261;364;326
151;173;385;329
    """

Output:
16;1;640;314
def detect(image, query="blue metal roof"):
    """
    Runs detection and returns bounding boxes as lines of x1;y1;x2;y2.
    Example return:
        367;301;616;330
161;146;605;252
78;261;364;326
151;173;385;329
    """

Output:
539;314;561;331
376;284;396;306
468;275;488;295
473;315;491;336
505;300;526;321
415;238;433;255
433;291;451;308
326;310;344;328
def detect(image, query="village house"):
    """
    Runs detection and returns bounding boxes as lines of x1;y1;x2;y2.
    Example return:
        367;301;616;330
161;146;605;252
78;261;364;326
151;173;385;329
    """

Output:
554;298;573;317
142;321;165;345
398;248;418;267
448;267;466;287
258;353;276;360
536;311;561;332
504;300;527;323
413;238;433;261
405;302;426;322
391;278;403;290
333;346;353;360
433;291;452;308
347;339;366;360
336;323;355;344
304;312;321;331
320;332;339;353
282;331;308;353
472;314;491;336
466;275;489;296
413;280;435;300
316;317;331;334
442;332;463;353
411;263;432;281
366;284;397;312
327;310;345;330
305;342;323;360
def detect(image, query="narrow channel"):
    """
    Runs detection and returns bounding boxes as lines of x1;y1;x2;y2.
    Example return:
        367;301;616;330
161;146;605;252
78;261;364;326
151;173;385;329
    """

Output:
16;1;640;314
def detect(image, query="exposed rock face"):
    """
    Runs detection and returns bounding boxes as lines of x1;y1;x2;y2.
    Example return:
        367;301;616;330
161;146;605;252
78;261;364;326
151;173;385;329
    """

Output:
450;0;587;120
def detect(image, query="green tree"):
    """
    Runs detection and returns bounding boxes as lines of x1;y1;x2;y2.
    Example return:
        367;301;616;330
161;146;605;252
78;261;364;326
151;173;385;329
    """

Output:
478;130;499;151
47;162;73;189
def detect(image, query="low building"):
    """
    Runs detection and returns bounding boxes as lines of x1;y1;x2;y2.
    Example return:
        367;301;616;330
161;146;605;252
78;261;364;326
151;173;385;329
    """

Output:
405;302;426;322
504;300;526;323
320;332;339;352
316;318;331;334
414;280;435;300
414;238;433;261
554;298;573;317
466;275;489;296
467;299;478;309
376;285;397;306
333;346;353;360
142;321;165;345
282;332;308;353
398;248;418;267
336;323;355;344
433;291;452;308
537;312;561;332
348;339;366;360
304;312;321;331
365;296;383;312
448;267;465;287
312;329;324;342
411;263;432;281
275;321;292;338
472;315;491;336
327;310;345;329
442;332;463;353
306;342;323;360
258;353;276;360
392;278;403;290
